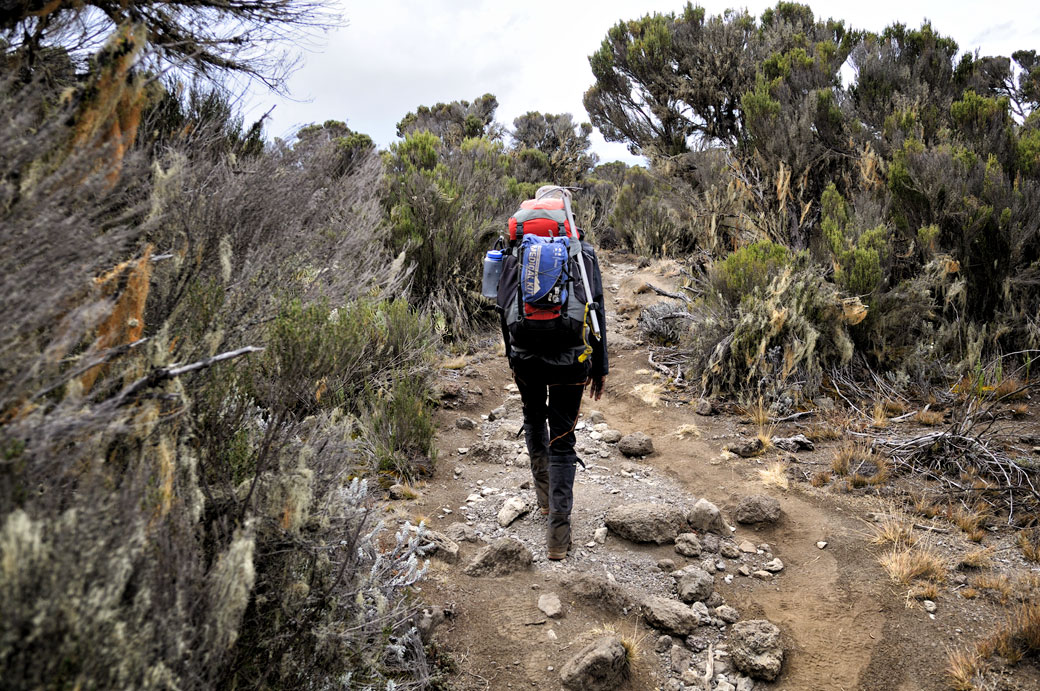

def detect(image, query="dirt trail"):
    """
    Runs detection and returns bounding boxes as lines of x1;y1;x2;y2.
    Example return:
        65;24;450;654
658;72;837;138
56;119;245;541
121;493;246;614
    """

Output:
406;253;1035;690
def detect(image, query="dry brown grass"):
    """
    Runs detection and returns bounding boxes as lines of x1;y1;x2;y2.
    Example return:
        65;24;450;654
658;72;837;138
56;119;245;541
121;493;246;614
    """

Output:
871;400;889;428
871;517;917;547
959;547;994;570
914;408;945;426
992;377;1028;401
805;422;844;442
945;647;985;691
810;471;831;487
1009;403;1030;418
758;461;789;490
741;396;770;427
882;399;907;416
960;587;980;599
1016;528;1040;563
833;442;889;486
910;582;940;600
970;573;1014;603
880;545;948;585
910;492;941;519
947;503;989;542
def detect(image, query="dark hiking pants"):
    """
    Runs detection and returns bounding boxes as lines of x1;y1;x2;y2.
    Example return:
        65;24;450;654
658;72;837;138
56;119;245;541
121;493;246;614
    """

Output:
513;362;587;555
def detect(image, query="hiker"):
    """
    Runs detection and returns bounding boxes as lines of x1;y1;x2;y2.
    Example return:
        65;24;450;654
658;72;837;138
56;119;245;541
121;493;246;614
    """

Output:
492;187;608;560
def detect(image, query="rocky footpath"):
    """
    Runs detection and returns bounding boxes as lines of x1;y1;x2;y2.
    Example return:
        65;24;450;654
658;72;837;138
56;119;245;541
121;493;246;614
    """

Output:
400;387;792;690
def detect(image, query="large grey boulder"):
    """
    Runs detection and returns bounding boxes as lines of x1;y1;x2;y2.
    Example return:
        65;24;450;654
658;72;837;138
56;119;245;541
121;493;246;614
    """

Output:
729;619;784;681
734;495;782;525
619;432;655;457
560;636;629;691
675;567;714;603
605;502;686;544
463;538;533;577
642;596;701;636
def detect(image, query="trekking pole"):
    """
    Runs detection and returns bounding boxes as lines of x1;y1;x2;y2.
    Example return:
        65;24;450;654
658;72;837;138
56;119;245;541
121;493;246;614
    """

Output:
537;186;601;339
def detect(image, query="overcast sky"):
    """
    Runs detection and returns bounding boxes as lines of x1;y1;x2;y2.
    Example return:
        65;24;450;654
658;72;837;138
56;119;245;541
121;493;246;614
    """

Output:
244;0;1040;164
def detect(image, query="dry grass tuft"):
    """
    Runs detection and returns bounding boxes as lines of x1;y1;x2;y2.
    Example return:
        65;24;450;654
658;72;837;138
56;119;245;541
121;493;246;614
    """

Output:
871;400;889;428
947;503;988;538
910;582;940;600
992;377;1028;401
910;492;941;519
959;547;994;570
960;587;980;599
832;442;889;485
970;573;1013;603
914;408;945;426
880;545;947;585
945;647;985;691
631;383;664;407
871;517;917;547
758;461;789;490
805;422;844;442
1016;528;1040;563
810;470;831;487
741;396;771;427
1009;403;1030;418
441;355;469;370
882;399;907;416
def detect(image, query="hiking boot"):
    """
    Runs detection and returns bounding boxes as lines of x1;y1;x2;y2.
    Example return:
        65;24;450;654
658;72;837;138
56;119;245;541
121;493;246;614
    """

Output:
547;512;572;560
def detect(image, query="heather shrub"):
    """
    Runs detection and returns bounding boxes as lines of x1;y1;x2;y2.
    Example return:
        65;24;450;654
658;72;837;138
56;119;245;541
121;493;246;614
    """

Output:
1;69;437;691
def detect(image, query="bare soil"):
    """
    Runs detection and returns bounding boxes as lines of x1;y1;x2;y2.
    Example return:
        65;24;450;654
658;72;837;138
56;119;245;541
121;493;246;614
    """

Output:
393;252;1040;691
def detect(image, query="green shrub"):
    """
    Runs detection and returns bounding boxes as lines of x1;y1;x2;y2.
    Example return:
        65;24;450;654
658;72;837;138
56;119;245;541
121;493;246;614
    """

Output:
364;375;437;480
712;240;791;304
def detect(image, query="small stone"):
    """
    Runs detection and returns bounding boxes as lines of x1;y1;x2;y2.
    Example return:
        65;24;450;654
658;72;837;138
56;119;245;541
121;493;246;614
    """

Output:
455;416;477;430
700;558;717;574
642;596;701;635
657;558;676;571
655;635;674;653
548;629;558;641
559;636;629;691
763;558;784;573
538;592;563;618
457;447;469;455
736;676;755;691
466;493;483;503
488;406;507;421
726;438;764;458
498;496;530;527
388;483;413;500
816;541;828;549
585;541;596;548
923;600;937;613
453;466;463;476
695;398;717;416
676;567;715;603
688;497;731;534
601;429;623;443
716;605;740;623
720;540;741;559
738;565;752;577
675;533;703;557
702;534;720;553
738;540;758;554
752;570;772;580
730;619;784;681
725;574;734;584
480;486;499;496
594;527;608;544
619;432;655;457
716;681;736;691
463;538;533;577
735;495;782;525
589;411;606;427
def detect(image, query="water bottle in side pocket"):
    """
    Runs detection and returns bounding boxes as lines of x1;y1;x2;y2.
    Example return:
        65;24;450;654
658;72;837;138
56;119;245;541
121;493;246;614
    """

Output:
481;249;504;298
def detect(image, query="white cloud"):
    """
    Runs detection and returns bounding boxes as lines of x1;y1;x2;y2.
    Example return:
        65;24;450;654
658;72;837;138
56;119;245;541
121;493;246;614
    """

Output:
244;0;1040;163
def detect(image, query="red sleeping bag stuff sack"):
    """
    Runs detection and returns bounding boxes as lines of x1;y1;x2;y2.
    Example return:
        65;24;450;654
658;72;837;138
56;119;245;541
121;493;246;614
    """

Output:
508;197;573;241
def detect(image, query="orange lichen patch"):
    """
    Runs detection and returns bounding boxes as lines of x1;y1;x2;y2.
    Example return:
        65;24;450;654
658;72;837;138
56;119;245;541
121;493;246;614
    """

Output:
79;245;153;392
